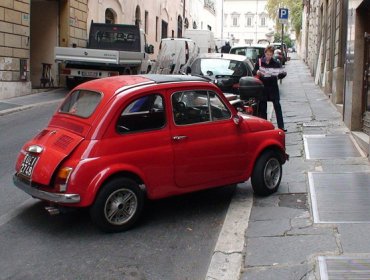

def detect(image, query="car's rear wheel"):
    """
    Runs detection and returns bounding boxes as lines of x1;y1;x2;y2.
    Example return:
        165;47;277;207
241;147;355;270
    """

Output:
251;150;282;196
90;178;144;232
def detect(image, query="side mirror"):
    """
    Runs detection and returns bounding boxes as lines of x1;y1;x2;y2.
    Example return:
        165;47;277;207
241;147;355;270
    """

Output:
186;66;192;75
145;44;154;54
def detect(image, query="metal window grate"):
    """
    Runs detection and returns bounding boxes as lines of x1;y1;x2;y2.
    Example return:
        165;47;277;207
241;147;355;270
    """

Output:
309;172;370;223
303;134;363;159
319;256;370;280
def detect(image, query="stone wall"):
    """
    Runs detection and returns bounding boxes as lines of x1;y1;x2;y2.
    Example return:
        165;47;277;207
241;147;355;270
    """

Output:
0;0;30;89
69;0;88;47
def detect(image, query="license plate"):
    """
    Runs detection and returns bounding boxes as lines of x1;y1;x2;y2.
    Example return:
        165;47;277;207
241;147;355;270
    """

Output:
81;71;99;77
19;154;38;178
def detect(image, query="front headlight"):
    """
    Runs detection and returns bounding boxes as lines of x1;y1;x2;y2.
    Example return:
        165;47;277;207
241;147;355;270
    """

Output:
54;167;73;192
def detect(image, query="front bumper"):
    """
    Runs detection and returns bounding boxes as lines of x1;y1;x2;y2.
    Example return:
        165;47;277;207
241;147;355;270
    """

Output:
13;174;80;204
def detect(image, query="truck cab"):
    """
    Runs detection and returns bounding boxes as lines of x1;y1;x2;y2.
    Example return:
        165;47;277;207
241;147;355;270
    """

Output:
55;22;154;89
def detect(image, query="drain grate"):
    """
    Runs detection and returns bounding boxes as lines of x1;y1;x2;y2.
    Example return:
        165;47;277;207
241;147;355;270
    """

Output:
319;256;370;280
309;172;370;223
303;134;363;159
303;121;326;127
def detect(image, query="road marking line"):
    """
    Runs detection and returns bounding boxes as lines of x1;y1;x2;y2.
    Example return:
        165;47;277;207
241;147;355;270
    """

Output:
205;182;253;280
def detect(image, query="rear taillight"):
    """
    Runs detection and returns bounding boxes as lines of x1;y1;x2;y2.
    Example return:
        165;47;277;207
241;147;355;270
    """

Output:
54;167;73;192
62;69;71;75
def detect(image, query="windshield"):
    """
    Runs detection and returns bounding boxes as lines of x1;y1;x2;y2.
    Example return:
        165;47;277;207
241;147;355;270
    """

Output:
192;58;248;77
230;47;264;64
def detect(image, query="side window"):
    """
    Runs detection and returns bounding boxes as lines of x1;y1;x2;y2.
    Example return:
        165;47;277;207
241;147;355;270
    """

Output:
209;91;231;120
172;90;231;125
117;94;165;133
172;91;210;125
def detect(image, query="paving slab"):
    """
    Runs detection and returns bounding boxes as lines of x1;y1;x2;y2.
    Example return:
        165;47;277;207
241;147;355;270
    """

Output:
241;264;312;280
245;234;339;266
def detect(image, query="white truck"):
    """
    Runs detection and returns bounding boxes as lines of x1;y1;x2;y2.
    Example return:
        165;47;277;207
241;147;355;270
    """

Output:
55;22;154;89
183;29;216;54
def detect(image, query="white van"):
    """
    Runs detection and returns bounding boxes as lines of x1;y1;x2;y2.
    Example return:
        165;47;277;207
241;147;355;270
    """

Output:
150;38;200;74
183;29;216;54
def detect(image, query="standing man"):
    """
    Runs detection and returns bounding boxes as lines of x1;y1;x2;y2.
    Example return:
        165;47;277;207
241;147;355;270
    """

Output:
252;45;287;131
221;41;231;53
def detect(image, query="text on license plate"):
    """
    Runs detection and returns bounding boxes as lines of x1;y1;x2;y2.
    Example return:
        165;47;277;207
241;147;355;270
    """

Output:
81;71;99;77
19;154;38;177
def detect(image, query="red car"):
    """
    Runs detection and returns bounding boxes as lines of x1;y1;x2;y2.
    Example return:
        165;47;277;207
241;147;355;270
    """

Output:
13;75;287;232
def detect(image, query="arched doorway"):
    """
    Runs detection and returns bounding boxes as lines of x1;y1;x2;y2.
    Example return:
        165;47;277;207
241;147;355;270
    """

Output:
135;5;141;27
177;16;183;37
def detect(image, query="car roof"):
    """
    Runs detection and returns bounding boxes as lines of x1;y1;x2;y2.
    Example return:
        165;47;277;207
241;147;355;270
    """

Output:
75;74;209;96
230;44;266;49
195;53;249;61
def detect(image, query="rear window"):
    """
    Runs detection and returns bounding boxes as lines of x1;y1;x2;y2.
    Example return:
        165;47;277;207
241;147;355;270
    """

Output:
60;90;102;118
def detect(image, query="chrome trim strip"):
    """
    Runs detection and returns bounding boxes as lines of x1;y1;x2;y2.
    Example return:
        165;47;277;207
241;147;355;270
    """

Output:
13;175;80;204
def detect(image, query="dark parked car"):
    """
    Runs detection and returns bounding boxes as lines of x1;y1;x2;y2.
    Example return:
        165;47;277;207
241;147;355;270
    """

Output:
188;53;254;94
13;74;287;232
229;44;267;66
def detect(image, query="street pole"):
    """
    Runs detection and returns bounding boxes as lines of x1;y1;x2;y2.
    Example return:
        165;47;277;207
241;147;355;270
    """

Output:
221;0;224;43
281;23;284;51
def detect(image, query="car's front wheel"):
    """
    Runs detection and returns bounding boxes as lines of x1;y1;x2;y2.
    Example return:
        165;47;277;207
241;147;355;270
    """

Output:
90;178;144;232
251;150;282;196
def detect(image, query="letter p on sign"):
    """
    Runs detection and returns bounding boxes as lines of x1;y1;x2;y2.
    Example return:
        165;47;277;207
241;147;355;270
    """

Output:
278;8;289;24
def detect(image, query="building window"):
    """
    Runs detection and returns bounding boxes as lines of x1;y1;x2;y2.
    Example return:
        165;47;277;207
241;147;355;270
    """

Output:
260;17;266;27
193;21;197;29
156;17;159;42
161;20;168;39
177;15;183;38
105;9;115;24
224;14;228;27
145;11;148;34
231;13;240;27
135;6;141;27
245;13;254;27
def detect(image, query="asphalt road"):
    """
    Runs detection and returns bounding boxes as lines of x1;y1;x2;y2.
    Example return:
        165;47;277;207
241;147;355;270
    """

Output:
0;103;234;280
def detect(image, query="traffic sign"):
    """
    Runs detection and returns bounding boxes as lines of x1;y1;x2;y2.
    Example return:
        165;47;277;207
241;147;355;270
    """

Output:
278;8;289;24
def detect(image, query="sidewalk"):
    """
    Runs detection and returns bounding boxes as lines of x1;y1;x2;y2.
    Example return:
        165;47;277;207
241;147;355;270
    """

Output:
0;88;67;116
239;54;370;280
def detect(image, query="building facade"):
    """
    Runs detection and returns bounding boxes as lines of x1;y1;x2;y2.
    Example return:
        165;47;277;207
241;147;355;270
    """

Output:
222;0;275;46
0;0;217;99
302;0;370;156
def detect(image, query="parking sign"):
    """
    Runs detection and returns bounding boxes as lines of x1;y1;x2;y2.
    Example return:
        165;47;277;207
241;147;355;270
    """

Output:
278;8;289;24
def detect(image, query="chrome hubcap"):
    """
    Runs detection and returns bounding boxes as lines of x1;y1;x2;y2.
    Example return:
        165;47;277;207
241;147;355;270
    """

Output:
264;158;281;189
104;189;137;225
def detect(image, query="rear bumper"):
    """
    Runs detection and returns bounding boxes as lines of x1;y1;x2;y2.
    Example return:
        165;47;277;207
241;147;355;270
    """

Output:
13;174;80;204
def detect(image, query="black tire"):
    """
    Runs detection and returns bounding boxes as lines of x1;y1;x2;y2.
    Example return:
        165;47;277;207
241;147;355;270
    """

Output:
90;177;144;233
251;150;282;196
66;77;77;90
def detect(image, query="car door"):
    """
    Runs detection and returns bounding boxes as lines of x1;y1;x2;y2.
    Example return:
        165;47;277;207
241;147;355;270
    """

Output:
170;89;246;188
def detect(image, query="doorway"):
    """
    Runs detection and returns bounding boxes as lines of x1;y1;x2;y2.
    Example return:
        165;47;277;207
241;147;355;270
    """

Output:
30;0;59;88
363;33;370;134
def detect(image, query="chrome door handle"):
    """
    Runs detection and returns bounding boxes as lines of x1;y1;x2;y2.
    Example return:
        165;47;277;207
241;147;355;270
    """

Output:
172;135;187;141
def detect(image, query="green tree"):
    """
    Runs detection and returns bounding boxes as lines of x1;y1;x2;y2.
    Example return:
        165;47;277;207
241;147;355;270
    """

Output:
266;0;303;38
273;33;293;48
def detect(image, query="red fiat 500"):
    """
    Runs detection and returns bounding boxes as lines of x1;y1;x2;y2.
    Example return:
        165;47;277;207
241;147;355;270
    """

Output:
13;75;287;232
